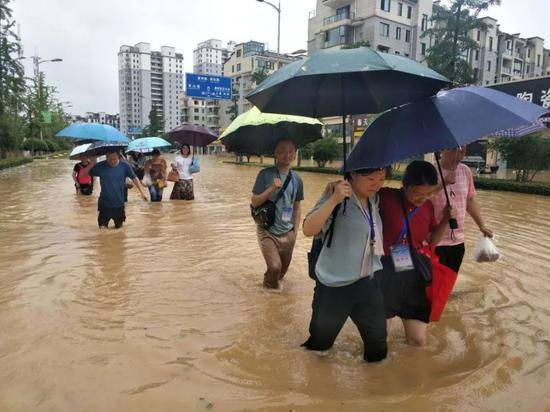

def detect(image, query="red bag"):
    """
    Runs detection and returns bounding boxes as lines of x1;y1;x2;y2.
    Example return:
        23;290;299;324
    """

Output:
419;248;458;322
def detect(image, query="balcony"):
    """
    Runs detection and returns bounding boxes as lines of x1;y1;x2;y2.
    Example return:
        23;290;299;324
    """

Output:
322;0;352;7
501;66;511;75
323;11;354;26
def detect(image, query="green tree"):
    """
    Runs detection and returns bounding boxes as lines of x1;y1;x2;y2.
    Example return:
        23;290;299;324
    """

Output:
226;83;239;121
488;133;550;182
251;67;269;86
0;0;26;157
145;108;163;136
308;137;338;168
422;0;501;85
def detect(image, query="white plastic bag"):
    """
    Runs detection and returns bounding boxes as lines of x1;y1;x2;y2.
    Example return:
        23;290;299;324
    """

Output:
142;173;152;187
473;234;500;263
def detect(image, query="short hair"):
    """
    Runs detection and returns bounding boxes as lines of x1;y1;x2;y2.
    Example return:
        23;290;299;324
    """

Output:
274;139;297;151
180;144;191;154
345;166;391;181
402;160;438;188
106;148;119;155
151;148;161;156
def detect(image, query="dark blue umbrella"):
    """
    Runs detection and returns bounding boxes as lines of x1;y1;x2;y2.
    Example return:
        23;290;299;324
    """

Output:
346;86;549;230
346;86;549;171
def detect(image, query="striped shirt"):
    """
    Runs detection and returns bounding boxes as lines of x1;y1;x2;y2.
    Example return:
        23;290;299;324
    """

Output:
431;163;476;246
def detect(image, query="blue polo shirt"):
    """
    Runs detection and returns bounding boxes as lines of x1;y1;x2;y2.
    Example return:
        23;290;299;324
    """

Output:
90;160;136;208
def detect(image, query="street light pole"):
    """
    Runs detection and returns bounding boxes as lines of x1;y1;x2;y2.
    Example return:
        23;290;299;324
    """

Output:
30;55;62;140
256;0;281;54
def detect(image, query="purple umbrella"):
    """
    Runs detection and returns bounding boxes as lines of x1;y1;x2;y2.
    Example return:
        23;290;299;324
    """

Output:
168;124;218;147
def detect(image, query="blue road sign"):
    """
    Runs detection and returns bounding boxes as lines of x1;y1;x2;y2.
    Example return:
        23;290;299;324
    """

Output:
128;126;142;134
186;73;232;100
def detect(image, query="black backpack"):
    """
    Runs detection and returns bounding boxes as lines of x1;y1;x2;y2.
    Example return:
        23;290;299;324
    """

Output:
307;204;341;280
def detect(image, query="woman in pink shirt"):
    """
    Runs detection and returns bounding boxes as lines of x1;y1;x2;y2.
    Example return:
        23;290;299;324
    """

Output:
431;147;493;273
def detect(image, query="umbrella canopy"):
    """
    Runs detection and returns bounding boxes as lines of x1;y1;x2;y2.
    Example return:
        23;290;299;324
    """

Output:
127;136;171;153
168;124;218;147
69;143;92;160
56;123;130;143
345;86;549;171
220;106;323;154
246;46;450;118
68;141;128;160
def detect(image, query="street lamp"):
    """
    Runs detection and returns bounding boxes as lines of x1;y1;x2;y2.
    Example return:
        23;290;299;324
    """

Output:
256;0;281;54
27;55;63;139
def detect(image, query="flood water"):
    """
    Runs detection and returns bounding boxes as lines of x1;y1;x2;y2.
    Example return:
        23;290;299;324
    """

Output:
1;156;550;411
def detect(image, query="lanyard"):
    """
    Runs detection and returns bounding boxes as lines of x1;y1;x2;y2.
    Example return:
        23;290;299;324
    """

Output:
277;170;295;201
396;207;420;244
353;193;376;246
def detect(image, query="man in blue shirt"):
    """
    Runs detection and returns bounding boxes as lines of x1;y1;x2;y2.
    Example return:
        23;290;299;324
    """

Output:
82;150;148;229
251;139;304;289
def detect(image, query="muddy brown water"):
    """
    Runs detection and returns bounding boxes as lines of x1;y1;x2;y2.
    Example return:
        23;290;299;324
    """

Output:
1;156;549;411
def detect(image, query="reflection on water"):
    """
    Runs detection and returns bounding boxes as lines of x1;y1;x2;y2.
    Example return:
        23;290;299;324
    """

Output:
1;157;550;411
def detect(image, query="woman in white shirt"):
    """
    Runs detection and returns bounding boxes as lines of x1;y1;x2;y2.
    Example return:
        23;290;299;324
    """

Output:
170;144;195;200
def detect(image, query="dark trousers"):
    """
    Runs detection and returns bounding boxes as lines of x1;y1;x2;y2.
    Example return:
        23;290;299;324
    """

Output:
435;243;466;273
98;205;125;229
302;275;387;363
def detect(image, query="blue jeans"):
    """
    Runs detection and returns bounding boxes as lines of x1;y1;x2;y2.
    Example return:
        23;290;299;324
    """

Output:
149;185;164;202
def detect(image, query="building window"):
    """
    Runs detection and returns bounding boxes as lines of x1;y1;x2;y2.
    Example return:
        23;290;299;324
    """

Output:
477;30;481;41
421;14;428;31
474;67;479;80
236;49;241;58
407;5;412;19
396;26;402;40
475;49;479;61
236;63;241;71
488;36;493;51
537;54;541;66
380;22;390;37
527;48;531;58
421;42;426;56
486;60;491;71
398;2;403;16
405;29;411;43
380;0;391;12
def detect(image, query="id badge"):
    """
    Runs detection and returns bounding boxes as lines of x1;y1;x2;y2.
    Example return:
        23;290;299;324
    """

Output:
281;206;293;223
390;244;414;272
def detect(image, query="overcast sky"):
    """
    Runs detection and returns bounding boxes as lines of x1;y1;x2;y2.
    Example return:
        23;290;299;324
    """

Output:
12;0;549;115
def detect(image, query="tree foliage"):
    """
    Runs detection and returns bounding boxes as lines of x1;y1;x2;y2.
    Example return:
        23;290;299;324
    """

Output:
422;0;501;85
488;133;550;182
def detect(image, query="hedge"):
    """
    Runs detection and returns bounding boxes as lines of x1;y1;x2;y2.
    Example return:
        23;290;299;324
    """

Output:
224;161;550;196
0;157;33;171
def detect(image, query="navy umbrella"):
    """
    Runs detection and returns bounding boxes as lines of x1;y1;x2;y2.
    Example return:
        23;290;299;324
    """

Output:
346;86;549;229
345;86;549;170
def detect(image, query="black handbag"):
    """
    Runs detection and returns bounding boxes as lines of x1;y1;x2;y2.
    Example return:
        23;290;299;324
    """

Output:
251;172;292;229
399;192;433;286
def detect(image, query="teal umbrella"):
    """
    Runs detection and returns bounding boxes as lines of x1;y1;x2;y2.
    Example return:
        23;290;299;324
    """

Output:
220;106;323;155
246;46;450;169
127;136;171;153
56;123;130;143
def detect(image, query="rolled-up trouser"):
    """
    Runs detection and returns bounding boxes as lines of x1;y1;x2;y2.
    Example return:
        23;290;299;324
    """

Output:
256;226;297;289
302;274;388;363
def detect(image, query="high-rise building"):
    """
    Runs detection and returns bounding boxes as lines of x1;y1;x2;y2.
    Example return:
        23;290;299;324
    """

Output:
69;112;120;130
219;40;299;129
307;0;433;60
182;39;236;134
118;42;184;137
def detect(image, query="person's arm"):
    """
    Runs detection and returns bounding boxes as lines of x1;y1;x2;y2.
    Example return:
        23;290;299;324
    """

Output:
80;158;97;179
293;201;301;233
250;176;282;208
430;206;457;245
133;177;149;201
303;180;350;237
467;197;493;237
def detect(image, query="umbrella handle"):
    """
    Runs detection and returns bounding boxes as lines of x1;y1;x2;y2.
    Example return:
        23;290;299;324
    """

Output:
435;152;458;230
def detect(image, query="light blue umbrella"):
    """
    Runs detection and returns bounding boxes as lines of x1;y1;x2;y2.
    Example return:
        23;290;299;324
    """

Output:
56;123;130;143
127;136;171;153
